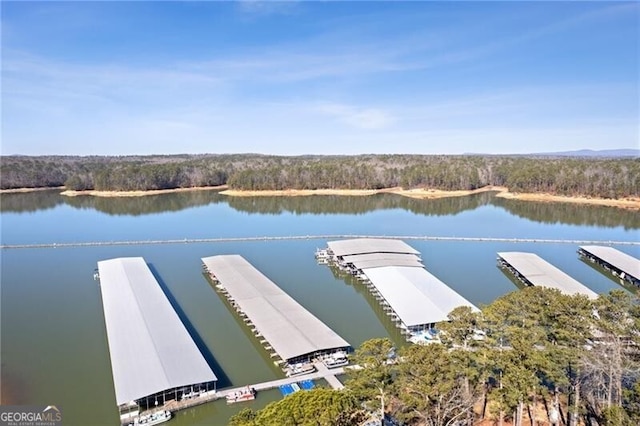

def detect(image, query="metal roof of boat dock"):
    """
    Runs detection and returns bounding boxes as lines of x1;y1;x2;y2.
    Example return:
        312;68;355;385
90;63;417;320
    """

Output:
579;246;640;280
341;252;424;269
327;238;420;257
498;252;598;298
201;255;350;362
97;257;217;406
363;266;479;327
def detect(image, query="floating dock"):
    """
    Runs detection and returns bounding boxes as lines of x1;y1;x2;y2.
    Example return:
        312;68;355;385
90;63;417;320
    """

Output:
497;252;598;298
202;255;350;367
323;238;478;339
578;245;640;287
97;257;217;423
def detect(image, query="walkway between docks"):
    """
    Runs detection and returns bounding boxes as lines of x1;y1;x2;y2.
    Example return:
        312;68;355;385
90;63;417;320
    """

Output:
218;361;345;397
128;362;346;425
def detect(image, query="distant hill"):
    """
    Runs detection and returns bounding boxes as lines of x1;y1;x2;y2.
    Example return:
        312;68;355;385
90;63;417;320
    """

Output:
534;149;639;158
464;149;639;158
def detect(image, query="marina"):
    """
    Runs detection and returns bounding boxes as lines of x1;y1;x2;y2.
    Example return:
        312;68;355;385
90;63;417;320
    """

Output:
2;188;636;425
578;245;640;287
96;257;218;424
497;252;598;298
320;238;479;340
201;254;351;375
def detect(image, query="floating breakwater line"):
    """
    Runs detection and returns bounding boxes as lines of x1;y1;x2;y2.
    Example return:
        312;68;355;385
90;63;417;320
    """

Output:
2;235;639;250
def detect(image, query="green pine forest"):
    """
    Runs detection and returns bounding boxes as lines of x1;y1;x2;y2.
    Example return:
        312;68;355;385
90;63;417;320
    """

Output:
230;287;640;426
1;155;638;199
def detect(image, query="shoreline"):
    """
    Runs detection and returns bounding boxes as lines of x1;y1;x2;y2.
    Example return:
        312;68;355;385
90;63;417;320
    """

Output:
0;186;65;194
219;185;507;199
494;191;640;210
59;185;228;197
2;185;639;209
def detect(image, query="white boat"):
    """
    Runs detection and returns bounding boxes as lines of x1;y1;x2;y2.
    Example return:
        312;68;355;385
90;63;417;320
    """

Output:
128;410;172;426
180;391;195;400
315;249;328;258
286;362;316;377
322;352;349;368
226;386;256;404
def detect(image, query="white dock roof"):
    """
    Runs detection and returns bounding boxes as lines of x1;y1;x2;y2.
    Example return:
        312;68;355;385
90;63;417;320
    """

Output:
580;246;640;280
97;257;217;406
328;238;419;257
202;255;350;362
342;252;424;269
498;252;598;298
363;266;479;327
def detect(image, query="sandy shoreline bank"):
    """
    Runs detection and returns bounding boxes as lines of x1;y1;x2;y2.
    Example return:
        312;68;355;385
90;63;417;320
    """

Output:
59;185;228;197
0;186;65;194
219;185;507;199
3;184;638;209
495;191;640;210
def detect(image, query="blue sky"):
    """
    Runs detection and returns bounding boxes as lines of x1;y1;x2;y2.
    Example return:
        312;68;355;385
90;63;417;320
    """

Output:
2;1;638;155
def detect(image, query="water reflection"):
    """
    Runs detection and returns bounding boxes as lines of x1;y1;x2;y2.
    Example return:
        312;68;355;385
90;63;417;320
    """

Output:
1;189;638;230
493;197;640;230
64;191;226;216
0;190;63;213
226;192;494;217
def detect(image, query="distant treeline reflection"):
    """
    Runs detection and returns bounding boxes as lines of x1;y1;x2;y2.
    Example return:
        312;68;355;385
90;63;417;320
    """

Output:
1;189;638;230
1;190;225;216
0;191;63;213
226;192;494;217
493;197;640;230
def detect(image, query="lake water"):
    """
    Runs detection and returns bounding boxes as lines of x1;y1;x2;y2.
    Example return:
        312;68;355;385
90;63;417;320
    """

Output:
1;190;638;425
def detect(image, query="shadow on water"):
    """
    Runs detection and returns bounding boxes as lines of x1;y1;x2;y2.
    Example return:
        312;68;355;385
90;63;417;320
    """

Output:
497;266;528;292
328;264;408;348
578;257;639;296
147;263;231;388
200;273;285;379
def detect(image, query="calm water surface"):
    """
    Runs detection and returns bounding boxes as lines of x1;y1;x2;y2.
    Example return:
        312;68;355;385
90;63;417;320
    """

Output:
1;190;638;425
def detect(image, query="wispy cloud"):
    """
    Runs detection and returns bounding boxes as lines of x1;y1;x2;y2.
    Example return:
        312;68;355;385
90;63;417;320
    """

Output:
237;0;300;17
315;102;395;130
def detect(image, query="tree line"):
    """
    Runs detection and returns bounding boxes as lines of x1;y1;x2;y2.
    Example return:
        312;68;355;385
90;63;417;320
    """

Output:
2;154;638;198
230;287;640;426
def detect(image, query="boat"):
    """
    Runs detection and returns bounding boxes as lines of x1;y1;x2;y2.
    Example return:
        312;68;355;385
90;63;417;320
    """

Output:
322;351;349;368
285;362;316;377
128;410;172;426
315;249;331;264
226;386;256;404
409;329;441;345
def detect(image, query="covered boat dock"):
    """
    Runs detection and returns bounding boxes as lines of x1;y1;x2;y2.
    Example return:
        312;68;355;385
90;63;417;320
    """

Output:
497;252;598;298
578;245;640;287
97;257;218;422
324;238;478;338
201;255;350;367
